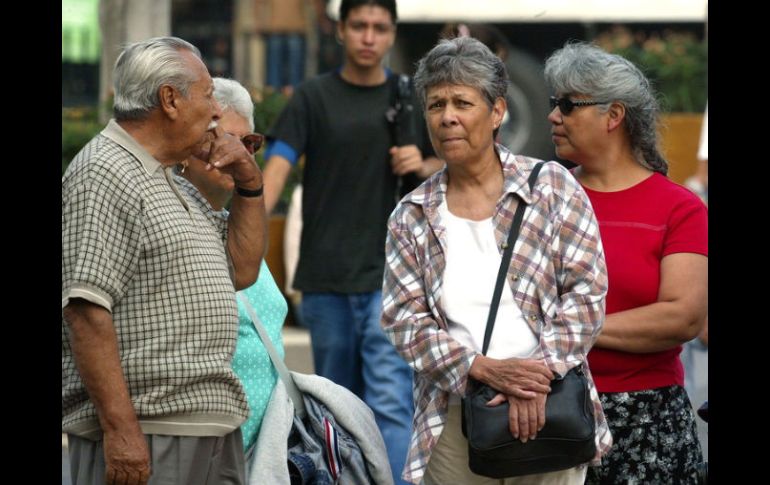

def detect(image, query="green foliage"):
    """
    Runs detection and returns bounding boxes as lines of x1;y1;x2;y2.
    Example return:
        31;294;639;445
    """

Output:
594;26;708;113
251;88;289;135
62;106;104;174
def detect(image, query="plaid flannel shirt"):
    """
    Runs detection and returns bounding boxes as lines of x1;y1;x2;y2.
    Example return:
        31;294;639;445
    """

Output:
382;145;612;484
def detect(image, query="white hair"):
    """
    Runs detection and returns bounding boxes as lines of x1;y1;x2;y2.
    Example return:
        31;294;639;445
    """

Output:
113;36;201;121
213;78;255;132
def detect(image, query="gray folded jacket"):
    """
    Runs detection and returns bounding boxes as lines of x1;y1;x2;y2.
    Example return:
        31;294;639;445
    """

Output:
249;371;394;485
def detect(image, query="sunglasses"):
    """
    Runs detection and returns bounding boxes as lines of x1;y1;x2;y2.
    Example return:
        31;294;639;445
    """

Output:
241;133;265;154
549;96;606;115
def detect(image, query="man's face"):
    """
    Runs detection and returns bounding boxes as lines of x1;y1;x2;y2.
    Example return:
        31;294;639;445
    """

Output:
177;50;222;157
338;5;395;70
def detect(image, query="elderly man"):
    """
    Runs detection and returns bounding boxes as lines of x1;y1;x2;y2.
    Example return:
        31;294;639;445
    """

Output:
62;37;265;485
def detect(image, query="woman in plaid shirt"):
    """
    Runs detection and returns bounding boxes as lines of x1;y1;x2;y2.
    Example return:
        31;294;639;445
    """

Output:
381;36;611;485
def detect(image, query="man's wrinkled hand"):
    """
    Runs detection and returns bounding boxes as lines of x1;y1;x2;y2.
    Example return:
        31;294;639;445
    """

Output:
389;145;424;176
103;427;151;485
206;125;263;189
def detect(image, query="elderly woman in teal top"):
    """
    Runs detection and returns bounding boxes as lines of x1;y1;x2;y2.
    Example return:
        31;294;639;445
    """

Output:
175;77;287;453
233;262;287;450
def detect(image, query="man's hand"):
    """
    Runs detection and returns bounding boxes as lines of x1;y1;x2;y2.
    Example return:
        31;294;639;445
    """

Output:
206;125;263;190
63;299;151;485
103;426;151;485
389;145;426;177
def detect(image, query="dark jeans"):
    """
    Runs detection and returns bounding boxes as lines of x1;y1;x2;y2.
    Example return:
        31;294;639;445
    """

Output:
302;291;414;485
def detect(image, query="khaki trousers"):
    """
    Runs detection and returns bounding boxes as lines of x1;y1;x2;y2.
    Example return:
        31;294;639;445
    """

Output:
424;405;587;485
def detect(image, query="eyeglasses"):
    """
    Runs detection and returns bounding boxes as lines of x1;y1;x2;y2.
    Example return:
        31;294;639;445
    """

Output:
549;96;606;115
240;133;265;154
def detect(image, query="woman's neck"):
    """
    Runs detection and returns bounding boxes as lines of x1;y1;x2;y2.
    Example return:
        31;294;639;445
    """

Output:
445;149;503;220
574;155;654;192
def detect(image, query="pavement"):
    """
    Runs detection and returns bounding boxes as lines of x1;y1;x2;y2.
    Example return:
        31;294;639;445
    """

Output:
281;325;315;374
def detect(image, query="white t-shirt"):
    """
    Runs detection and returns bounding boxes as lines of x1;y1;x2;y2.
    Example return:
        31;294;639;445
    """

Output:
438;200;539;402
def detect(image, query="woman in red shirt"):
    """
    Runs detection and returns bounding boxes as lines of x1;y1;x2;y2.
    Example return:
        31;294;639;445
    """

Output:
544;42;708;484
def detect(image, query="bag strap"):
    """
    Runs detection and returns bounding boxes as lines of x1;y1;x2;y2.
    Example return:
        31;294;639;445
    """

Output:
385;73;416;201
385;73;406;144
237;292;307;418
480;162;545;355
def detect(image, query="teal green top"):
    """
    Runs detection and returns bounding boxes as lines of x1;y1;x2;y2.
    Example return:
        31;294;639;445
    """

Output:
232;260;287;451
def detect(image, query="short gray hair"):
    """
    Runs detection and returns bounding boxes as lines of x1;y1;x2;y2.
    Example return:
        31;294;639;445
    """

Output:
113;36;202;121
413;36;508;110
544;41;667;175
213;78;255;132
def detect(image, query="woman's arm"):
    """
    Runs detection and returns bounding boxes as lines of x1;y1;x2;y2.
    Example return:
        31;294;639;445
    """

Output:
539;173;609;377
595;252;708;353
381;215;477;395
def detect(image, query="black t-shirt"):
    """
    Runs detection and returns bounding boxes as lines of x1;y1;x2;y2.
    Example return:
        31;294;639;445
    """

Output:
268;71;434;293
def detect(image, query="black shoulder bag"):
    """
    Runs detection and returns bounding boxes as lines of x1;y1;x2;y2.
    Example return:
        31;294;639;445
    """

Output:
460;162;597;478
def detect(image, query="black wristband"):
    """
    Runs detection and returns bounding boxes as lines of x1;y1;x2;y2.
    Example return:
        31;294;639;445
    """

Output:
235;185;264;198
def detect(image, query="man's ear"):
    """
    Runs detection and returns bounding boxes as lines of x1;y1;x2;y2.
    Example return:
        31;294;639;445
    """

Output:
159;85;180;120
607;102;625;132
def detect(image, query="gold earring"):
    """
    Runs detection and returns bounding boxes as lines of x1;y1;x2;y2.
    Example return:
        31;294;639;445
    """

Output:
178;160;188;174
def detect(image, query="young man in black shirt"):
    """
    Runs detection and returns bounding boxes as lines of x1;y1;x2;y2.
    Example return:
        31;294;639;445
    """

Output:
262;1;441;483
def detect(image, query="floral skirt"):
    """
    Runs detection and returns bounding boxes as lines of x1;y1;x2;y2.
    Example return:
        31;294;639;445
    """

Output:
585;385;704;484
